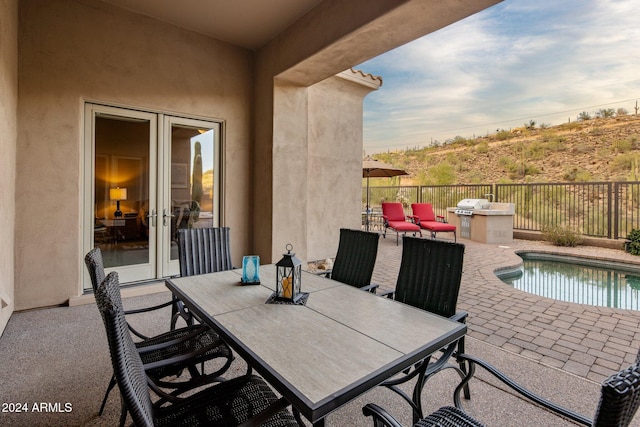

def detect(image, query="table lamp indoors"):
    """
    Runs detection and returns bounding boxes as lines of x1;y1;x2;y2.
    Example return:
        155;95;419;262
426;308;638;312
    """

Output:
109;187;127;218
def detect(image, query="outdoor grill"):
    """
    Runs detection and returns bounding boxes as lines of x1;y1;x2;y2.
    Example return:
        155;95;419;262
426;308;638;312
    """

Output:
454;198;490;216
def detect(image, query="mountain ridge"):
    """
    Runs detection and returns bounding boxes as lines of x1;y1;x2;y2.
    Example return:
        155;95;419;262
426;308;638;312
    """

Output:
372;115;640;185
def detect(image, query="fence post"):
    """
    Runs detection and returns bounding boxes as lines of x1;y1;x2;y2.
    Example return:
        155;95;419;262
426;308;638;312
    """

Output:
612;182;618;240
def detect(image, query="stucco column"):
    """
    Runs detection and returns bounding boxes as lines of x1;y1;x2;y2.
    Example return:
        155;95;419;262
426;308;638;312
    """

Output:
271;82;310;261
269;71;381;263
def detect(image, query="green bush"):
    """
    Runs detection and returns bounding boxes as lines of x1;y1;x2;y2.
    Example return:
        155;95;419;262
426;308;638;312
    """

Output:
541;224;583;247
625;230;640;256
496;129;512;141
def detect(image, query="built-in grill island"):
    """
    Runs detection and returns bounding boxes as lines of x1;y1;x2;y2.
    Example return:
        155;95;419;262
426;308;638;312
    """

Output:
447;199;515;244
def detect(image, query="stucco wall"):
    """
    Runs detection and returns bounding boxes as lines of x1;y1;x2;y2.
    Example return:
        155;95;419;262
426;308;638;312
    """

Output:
305;73;379;261
0;0;18;333
16;0;253;309
270;71;379;263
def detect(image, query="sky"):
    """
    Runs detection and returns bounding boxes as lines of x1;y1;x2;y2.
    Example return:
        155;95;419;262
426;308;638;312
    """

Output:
358;0;640;154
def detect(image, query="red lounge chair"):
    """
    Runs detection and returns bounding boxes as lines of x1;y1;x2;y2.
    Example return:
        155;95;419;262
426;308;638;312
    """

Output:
381;202;421;245
410;203;457;242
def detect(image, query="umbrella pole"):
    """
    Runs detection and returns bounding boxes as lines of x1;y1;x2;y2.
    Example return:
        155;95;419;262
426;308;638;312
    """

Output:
366;174;370;231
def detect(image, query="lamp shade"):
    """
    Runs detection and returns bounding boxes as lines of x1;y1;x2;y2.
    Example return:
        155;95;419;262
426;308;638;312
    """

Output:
109;187;128;201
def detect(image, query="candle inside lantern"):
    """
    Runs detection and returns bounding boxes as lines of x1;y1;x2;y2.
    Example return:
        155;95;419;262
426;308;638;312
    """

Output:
281;276;292;299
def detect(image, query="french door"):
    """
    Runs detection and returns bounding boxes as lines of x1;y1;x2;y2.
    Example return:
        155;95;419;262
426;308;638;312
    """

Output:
83;104;221;288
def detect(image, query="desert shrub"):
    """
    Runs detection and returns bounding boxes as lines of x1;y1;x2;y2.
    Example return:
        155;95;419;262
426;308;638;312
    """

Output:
496;129;512;141
526;141;545;160
542;224;583;247
559;121;581;131
617;108;628;116
613;138;633;153
563;167;592;182
612;153;639;171
475;141;489;154
596;108;616;118
425;162;456;185
577;111;592;121
625;229;640;256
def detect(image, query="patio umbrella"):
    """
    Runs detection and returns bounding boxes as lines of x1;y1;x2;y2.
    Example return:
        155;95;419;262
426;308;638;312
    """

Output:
362;157;408;231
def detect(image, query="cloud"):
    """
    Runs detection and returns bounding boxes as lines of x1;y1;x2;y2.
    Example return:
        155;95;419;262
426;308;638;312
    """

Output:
359;0;640;153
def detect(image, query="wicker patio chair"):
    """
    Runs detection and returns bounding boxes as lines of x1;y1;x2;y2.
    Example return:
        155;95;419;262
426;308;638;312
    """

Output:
364;350;640;427
173;227;234;327
95;271;300;427
85;248;233;418
379;236;469;422
322;228;380;293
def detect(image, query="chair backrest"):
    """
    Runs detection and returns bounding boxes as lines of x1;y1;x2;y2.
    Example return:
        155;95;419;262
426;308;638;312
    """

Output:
84;247;106;292
177;227;233;276
330;228;379;288
394;236;465;318
381;202;406;222
95;272;155;427
592;359;640;427
411;203;436;222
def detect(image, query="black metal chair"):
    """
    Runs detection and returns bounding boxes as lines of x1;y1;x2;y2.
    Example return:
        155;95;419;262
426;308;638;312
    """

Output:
364;350;640;427
95;271;300;427
323;228;380;293
85;248;233;419
379;236;469;422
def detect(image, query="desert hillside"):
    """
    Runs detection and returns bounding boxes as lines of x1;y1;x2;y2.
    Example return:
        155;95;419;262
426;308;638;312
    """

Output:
371;115;640;185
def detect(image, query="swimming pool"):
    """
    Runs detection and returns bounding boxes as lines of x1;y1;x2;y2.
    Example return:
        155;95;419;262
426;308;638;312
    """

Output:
496;252;640;310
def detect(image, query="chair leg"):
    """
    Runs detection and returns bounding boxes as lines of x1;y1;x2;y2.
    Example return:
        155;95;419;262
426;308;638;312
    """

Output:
118;395;127;427
456;336;471;400
99;374;117;416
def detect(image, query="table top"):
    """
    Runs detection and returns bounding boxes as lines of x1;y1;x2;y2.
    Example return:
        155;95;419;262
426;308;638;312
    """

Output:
166;265;466;424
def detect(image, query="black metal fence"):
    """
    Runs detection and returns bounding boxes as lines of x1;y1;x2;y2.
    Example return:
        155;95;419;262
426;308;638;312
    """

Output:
362;181;640;240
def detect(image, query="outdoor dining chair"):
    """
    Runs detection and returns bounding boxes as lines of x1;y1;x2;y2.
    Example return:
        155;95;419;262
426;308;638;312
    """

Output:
322;228;380;293
410;203;457;242
379;236;469;422
84;248;233;419
95;271;300;427
381;202;421;245
363;348;640;427
174;227;234;327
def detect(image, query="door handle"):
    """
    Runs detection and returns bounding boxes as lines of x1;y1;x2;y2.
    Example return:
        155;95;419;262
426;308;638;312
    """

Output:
163;208;175;226
147;209;157;227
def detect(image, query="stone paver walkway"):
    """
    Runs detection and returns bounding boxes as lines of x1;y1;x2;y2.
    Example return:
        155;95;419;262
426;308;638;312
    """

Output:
371;235;640;383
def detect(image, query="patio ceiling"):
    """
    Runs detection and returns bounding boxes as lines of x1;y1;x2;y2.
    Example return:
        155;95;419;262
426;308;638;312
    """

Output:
99;0;325;50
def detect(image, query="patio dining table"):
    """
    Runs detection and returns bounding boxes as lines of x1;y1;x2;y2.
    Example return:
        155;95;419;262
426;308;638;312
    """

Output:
165;265;466;426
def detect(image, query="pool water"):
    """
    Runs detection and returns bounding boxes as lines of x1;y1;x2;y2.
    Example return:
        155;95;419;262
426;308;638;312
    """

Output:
497;253;640;310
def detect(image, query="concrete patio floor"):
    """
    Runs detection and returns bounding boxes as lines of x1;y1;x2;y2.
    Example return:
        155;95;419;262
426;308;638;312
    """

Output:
1;235;640;426
371;235;640;384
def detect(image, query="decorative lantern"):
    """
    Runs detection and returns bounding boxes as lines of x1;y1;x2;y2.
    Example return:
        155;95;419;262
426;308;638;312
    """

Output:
275;244;302;303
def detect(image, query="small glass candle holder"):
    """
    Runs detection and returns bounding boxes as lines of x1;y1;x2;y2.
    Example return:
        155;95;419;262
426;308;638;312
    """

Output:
241;255;260;285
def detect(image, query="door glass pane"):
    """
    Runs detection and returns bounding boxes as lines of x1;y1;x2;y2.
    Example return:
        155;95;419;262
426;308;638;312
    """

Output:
169;125;216;261
94;116;151;268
